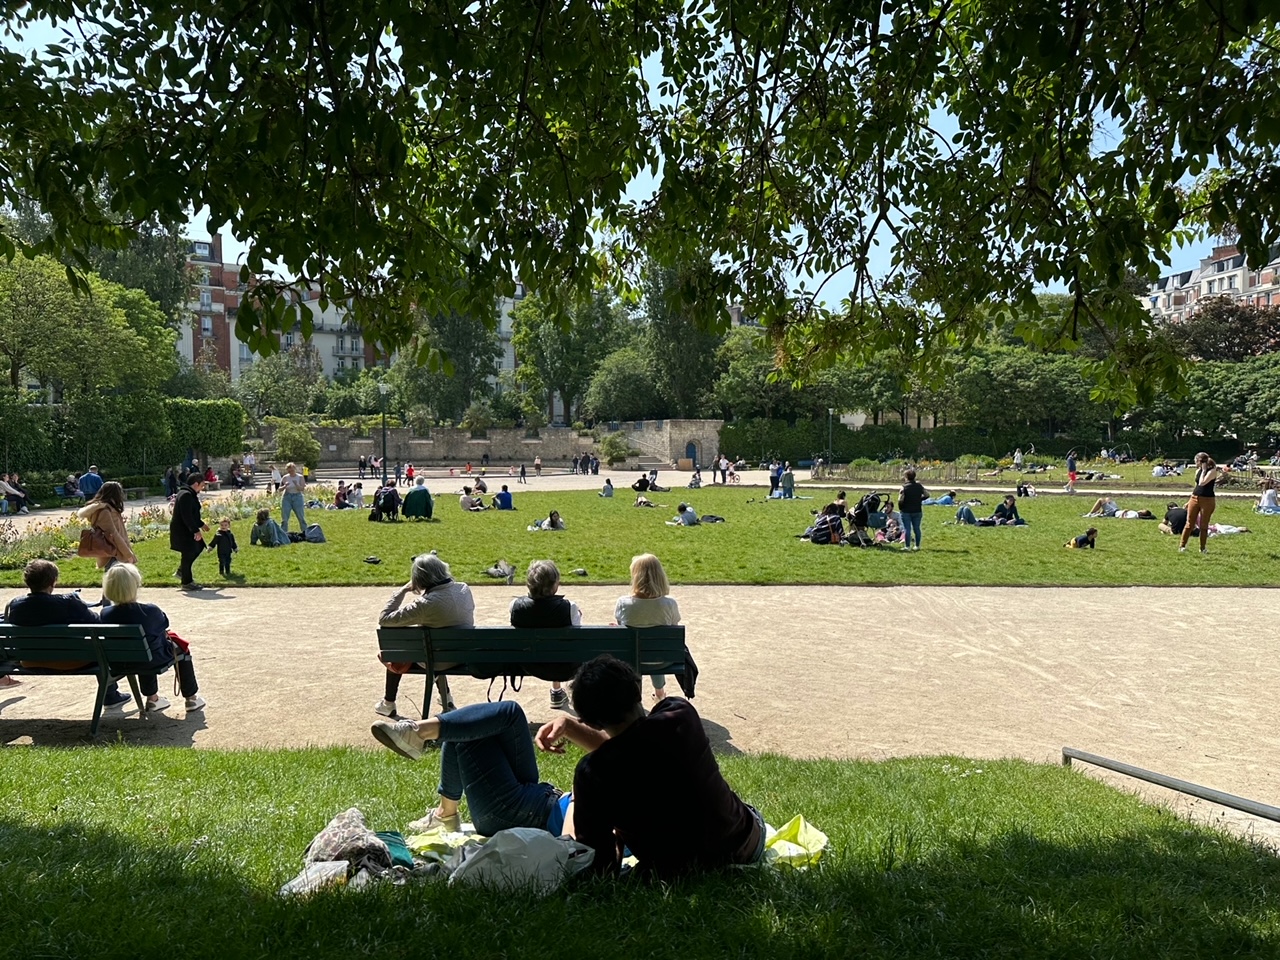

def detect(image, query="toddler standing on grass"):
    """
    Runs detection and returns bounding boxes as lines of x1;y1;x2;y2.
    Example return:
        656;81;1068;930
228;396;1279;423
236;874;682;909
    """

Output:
209;518;238;576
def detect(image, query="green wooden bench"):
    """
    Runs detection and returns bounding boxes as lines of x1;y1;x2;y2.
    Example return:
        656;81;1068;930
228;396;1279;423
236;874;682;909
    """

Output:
0;623;153;736
376;625;686;711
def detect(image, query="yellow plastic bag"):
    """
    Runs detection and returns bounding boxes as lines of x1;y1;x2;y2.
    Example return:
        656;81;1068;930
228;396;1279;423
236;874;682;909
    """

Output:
763;815;828;869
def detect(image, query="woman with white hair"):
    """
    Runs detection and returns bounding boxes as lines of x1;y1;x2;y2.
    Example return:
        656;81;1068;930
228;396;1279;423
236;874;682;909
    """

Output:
99;563;206;713
374;552;474;718
509;559;582;709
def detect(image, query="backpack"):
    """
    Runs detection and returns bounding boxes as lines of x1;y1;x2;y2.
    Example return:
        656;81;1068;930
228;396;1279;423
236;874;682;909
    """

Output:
304;523;326;543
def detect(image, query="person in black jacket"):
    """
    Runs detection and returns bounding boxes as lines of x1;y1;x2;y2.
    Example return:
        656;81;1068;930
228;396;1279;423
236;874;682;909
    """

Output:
897;468;928;551
169;476;209;591
509;559;582;709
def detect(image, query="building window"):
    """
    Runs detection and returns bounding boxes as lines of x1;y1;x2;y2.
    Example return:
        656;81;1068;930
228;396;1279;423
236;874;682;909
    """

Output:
199;290;213;309
1228;275;1237;289
239;343;252;362
1206;280;1215;293
352;358;360;371
200;317;213;336
337;335;345;351
336;358;346;371
193;241;210;258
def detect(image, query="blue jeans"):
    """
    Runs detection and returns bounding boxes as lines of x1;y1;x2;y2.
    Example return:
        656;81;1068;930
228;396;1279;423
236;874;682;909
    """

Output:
901;511;922;548
281;492;306;532
956;505;976;525
436;701;559;836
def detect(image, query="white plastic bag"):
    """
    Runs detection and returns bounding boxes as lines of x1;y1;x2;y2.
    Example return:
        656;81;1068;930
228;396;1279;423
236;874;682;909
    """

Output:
448;827;594;896
279;860;350;897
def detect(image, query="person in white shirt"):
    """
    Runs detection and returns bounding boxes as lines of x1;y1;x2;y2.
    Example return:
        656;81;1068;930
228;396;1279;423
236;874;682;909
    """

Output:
613;553;681;703
1259;481;1279;512
243;451;256;476
279;462;307;531
270;464;283;494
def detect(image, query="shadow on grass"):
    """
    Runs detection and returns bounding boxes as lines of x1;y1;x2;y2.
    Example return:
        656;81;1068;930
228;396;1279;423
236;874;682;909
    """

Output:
1;816;1275;958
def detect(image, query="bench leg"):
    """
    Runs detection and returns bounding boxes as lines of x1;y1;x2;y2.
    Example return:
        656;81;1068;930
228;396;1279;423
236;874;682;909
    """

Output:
90;676;109;737
124;674;146;718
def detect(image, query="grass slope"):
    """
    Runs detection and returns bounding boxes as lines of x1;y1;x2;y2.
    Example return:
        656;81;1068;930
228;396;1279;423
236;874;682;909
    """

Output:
1;748;1277;958
5;486;1278;588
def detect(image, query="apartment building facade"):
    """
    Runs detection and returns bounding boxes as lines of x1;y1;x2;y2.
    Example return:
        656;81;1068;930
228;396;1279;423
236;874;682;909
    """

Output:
1146;244;1280;323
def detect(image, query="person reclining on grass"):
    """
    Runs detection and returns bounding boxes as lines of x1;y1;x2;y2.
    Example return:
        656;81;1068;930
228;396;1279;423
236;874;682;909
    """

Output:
921;490;956;506
1084;496;1119;518
1065;528;1098;549
250;508;291;547
370;655;765;879
666;502;700;526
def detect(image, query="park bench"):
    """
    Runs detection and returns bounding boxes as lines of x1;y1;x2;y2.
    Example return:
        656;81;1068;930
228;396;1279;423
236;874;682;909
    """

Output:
0;623;152;736
204;481;222;491
377;625;687;710
54;484;83;505
123;486;148;501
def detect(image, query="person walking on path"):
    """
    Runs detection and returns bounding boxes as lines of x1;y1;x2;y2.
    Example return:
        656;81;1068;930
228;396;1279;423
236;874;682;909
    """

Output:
1180;452;1221;555
394;461;403;486
1065;450;1078;494
534;455;542;478
519;463;527;484
77;481;138;570
280;462;307;532
897;468;928;551
169;475;209;591
269;463;283;494
1013;448;1024;471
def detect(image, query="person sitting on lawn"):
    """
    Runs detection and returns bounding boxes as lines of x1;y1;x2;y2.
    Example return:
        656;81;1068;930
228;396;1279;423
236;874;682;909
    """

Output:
1065;527;1098;549
631;473;651;494
530;509;566;531
509;559;581;709
491;484;514;510
249;508;291;547
334;483;354;509
1084;496;1119;518
666;502;700;526
991;495;1026;525
1;559;130;707
1257;480;1280;515
374;483;402;519
403;478;434;520
808;502;844;545
370;655;765;879
374;552;472;719
1159;501;1193;536
600;478;614;498
458;486;486;511
99;562;206;714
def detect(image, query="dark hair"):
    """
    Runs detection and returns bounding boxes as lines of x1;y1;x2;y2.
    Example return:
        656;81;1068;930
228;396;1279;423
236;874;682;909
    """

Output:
571;655;642;728
1167;501;1179;509
89;480;126;513
256;508;270;524
1086;527;1098;536
23;558;59;592
1004;494;1015;502
836;490;846;499
822;501;844;517
904;469;916;482
463;486;472;494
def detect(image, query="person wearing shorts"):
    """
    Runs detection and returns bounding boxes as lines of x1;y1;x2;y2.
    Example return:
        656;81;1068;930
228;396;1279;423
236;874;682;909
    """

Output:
1065;450;1078;493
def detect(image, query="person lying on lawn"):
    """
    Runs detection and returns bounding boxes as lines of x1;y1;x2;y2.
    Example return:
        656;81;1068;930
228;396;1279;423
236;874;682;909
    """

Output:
370;654;765;879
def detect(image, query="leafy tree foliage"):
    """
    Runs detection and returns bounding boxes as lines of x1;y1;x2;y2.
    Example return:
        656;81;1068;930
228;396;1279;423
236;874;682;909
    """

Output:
642;265;722;417
385;310;500;422
583;346;665;422
272;420;321;470
233;346;326;421
513;290;623;422
10;2;1275;400
163;398;245;459
1166;297;1280;362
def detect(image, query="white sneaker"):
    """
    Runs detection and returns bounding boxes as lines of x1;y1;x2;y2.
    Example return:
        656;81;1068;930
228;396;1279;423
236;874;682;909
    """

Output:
185;695;206;711
912;545;920;551
1178;546;1187;553
371;719;425;760
373;698;397;717
407;807;462;834
1200;548;1208;555
146;696;171;712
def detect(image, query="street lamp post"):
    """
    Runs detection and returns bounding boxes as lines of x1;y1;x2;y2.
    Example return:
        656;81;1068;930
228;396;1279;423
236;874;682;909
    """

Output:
828;408;834;469
378;382;390;486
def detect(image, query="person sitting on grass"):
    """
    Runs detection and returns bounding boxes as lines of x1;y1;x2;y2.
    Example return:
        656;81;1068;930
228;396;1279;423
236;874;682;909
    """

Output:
529;509;566;531
666;502;700;526
99;562;206;714
458;486;486;512
1;559;130;707
600;478;614;498
1084;496;1119;518
631;473;651;494
1257;480;1280;515
1065;527;1098;549
403;478;434;520
374;553;471;719
249;508;291;547
922;490;956;506
491;484;514;510
991;495;1027;525
808;502;844;545
509;559;581;709
1159;501;1195;537
370;655;764;879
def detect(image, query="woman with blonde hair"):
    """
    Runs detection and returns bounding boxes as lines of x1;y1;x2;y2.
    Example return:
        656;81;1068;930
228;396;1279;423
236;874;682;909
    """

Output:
77;481;138;569
99;563;206;713
613;553;681;703
1180;452;1220;554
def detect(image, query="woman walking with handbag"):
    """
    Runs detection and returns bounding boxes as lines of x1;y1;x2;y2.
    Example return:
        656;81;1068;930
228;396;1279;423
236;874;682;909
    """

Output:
77;481;138;570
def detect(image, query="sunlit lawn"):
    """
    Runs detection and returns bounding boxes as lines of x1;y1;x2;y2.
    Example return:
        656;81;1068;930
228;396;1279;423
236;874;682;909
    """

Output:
8;484;1278;588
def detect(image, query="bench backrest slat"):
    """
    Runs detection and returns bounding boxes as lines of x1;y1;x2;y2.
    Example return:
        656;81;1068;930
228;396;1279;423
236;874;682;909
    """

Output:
0;624;151;663
377;625;685;670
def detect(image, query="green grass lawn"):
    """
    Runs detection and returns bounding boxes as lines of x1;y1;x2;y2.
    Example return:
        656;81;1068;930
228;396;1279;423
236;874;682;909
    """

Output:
1;747;1276;957
7;485;1277;589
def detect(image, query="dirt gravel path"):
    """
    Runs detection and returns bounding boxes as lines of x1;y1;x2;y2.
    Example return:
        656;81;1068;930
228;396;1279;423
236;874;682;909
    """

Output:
2;582;1277;840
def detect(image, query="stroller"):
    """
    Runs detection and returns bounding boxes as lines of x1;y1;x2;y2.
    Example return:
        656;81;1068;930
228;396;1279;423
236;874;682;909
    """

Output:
847;492;885;546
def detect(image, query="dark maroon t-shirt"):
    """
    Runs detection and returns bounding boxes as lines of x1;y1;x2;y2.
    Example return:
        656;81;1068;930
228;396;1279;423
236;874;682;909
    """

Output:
572;698;760;878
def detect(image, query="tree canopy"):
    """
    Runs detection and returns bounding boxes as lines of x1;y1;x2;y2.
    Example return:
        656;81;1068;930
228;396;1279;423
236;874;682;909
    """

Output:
4;2;1277;401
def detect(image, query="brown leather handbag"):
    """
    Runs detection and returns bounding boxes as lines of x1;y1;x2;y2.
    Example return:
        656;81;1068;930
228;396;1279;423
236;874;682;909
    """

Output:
77;527;114;560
